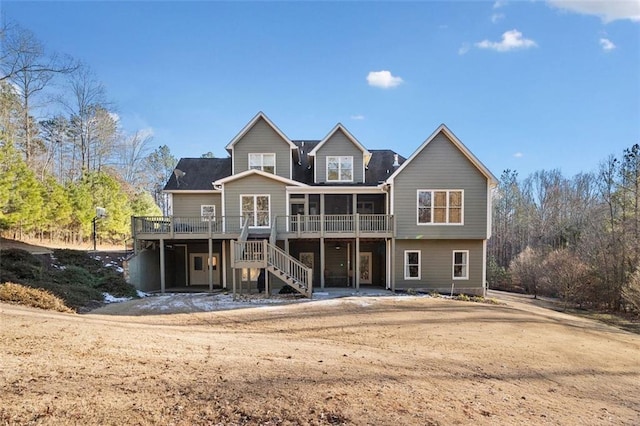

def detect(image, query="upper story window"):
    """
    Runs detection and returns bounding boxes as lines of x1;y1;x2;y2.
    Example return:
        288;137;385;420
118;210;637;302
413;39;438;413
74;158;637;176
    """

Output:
327;156;353;182
417;190;463;225
241;195;270;227
249;153;275;174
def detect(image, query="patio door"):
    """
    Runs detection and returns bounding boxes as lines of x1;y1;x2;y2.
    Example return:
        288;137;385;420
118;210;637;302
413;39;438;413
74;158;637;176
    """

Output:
359;252;372;284
189;253;219;286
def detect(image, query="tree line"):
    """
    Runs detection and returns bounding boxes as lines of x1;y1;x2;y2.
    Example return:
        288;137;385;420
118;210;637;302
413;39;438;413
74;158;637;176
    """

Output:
489;146;640;313
0;22;178;245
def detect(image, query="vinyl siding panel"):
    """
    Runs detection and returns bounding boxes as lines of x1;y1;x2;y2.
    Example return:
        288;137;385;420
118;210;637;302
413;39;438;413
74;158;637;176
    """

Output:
315;130;364;183
223;174;288;221
232;117;292;179
394;239;483;294
393;133;488;239
172;193;222;217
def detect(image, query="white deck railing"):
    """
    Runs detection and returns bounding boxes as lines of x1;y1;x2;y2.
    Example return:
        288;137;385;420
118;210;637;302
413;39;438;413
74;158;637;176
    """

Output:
279;214;394;235
133;214;394;238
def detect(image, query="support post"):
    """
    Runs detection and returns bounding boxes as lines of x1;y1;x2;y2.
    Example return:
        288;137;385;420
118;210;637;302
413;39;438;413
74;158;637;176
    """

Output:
92;217;97;251
355;237;360;290
208;238;213;292
222;240;227;289
320;237;325;289
160;238;166;293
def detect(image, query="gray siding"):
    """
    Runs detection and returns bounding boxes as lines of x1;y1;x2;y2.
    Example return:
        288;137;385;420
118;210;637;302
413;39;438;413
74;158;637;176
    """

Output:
232;117;292;179
394;239;484;294
315;130;364;183
223;174;288;221
393;133;488;239
172;193;222;217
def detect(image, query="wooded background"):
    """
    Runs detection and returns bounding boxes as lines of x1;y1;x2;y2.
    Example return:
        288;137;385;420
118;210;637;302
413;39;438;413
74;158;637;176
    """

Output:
1;22;638;312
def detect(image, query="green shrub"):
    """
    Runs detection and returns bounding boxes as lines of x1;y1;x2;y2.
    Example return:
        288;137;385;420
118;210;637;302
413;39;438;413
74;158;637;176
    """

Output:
0;282;74;313
0;249;43;282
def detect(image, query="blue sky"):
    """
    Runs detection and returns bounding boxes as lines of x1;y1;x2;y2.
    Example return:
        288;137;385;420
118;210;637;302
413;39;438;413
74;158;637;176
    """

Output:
3;1;639;179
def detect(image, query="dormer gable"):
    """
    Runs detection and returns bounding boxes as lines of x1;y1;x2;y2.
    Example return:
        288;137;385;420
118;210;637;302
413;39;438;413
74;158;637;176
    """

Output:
225;112;299;179
308;124;371;184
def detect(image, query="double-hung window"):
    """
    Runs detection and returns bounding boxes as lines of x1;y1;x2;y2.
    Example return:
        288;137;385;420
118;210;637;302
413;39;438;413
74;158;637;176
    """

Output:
200;205;215;222
327;156;353;182
241;195;270;227
404;250;421;280
453;250;469;279
249;153;275;174
417;190;463;224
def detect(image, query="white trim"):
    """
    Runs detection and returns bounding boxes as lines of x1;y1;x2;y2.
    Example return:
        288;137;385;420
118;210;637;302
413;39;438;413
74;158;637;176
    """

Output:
416;189;464;225
487;181;493;239
386;124;498;186
482;240;487;295
230;146;235;175
326;155;354;183
240;194;271;228
308;124;371;158
225;111;297;151
286;186;384;194
452;250;469;280
214;168;306;186
163;189;221;194
404;250;421;280
248;152;276;174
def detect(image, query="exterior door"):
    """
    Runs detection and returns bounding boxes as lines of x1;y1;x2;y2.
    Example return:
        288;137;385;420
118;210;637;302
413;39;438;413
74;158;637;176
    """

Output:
189;253;219;285
360;252;372;284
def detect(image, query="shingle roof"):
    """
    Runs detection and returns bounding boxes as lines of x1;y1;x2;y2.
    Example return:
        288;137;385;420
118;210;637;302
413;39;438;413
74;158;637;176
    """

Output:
291;141;405;186
163;157;232;191
164;146;405;190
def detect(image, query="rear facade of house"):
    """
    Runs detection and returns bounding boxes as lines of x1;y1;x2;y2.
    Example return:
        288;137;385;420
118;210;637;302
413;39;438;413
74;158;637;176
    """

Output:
128;112;497;296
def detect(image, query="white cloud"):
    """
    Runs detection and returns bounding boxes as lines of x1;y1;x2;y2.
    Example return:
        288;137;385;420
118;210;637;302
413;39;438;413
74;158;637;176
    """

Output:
493;0;507;9
366;70;404;89
475;29;537;52
547;0;640;23
513;152;524;158
599;37;616;51
350;114;365;120
458;43;471;55
491;13;505;23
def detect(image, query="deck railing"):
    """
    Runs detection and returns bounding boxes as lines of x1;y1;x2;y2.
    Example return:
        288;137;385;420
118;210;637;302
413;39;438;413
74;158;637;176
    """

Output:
132;216;244;236
278;214;394;236
133;214;394;238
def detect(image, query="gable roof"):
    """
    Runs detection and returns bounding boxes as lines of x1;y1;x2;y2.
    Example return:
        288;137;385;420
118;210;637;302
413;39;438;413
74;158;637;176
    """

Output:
308;124;372;163
164;158;231;191
213;168;307;187
386;124;498;186
291;140;405;186
225;111;298;151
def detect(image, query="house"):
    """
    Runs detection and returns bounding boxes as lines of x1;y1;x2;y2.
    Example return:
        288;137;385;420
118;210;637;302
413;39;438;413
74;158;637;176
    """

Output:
128;112;498;297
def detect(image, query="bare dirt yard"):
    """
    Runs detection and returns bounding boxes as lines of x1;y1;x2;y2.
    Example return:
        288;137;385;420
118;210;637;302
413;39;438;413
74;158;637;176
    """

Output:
2;293;639;426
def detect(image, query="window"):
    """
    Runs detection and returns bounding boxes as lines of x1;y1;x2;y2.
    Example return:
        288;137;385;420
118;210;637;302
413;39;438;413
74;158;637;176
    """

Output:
201;205;215;221
249;153;275;174
241;195;270;227
417;190;463;224
404;250;421;280
453;250;469;279
327;156;353;182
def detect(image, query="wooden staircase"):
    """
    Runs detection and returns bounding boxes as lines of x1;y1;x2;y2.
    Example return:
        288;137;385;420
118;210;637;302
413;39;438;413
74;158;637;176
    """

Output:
231;239;313;298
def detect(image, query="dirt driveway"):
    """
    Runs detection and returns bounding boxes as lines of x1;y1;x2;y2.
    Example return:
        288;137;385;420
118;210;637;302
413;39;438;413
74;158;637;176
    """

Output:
2;294;639;425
